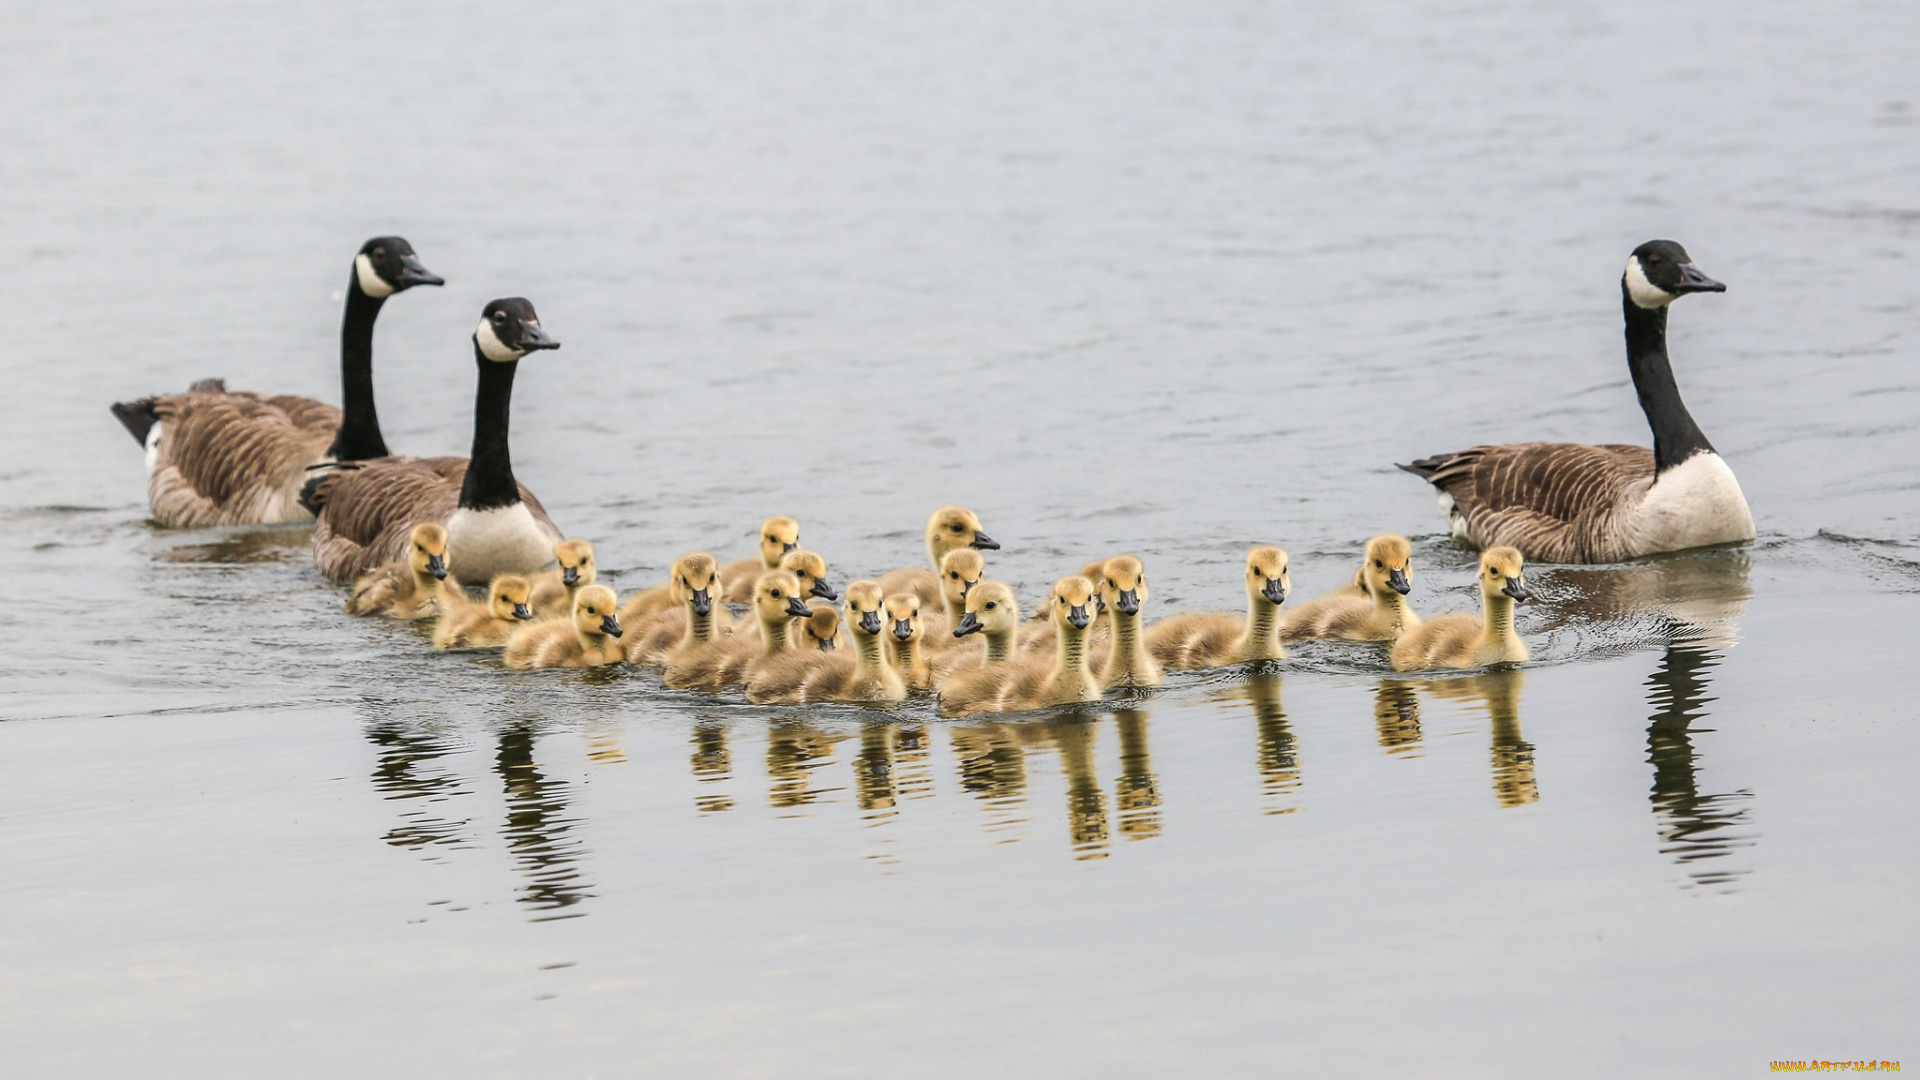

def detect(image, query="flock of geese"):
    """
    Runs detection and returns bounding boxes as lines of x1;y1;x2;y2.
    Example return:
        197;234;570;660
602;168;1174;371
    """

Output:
109;236;1757;717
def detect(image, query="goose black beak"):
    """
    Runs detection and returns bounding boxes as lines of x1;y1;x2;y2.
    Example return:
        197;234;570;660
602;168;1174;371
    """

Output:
970;532;999;551
893;619;915;642
561;566;579;586
1672;263;1726;295
953;611;983;637
517;323;560;351
395;257;444;289
1501;576;1531;603
784;596;813;618
1114;589;1140;616
600;615;623;638
1262;579;1289;606
1067;605;1090;630
1386;567;1411;595
426;554;448;580
810;579;839;601
690;589;713;617
513;603;534;620
860;610;883;635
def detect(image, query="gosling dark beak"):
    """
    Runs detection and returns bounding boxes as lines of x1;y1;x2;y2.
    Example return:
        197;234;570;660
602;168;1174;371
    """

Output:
782;541;799;554
1114;589;1140;616
953;611;983;638
426;554;447;580
516;322;560;351
690;588;713;617
893;619;915;642
1501;576;1531;603
1387;567;1411;595
600;615;623;638
1067;605;1090;630
960;578;976;598
860;610;883;635
970;531;999;551
1092;594;1106;614
785;596;813;618
1672;263;1726;295
810;579;838;601
395;256;444;289
1262;578;1288;606
513;603;534;620
817;637;836;651
561;566;579;586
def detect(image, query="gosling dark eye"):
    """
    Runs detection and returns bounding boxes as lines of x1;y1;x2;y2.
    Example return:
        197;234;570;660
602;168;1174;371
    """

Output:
985;602;996;610
1374;559;1384;568
951;524;964;532
771;590;782;598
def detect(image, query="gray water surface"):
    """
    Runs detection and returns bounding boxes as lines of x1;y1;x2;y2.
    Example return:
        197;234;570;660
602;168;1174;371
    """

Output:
2;0;1918;1076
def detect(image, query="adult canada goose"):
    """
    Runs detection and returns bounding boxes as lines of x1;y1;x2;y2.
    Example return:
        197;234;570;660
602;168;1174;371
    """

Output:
623;553;728;665
1087;556;1161;689
747;581;906;705
431;574;535;649
719;516;802;604
110;238;444;528
1146;546;1291;669
528;539;595;619
1390;548;1532;671
504;584;625;670
939;576;1100;718
933;579;1023;682
303;298;563;584
877;506;999;608
663;570;813;690
343;523;456;619
1282;535;1421;642
882;592;932;691
1400;240;1754;563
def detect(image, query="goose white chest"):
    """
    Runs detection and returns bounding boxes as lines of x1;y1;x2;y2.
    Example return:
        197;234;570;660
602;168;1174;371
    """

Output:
1627;452;1756;554
445;503;556;583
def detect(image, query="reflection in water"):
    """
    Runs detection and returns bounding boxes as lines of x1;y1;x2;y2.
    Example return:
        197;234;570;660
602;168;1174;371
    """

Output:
951;724;1029;839
156;526;314;564
1372;681;1423;756
1238;674;1302;815
895;725;935;802
1538;547;1753;651
1645;645;1755;892
1113;710;1162;841
366;721;475;859
1045;720;1110;859
691;721;734;813
1426;672;1535;808
766;720;846;811
496;723;594;917
854;723;898;820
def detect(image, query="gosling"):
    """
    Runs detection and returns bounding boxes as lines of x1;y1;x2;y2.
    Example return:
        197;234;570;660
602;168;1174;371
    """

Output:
736;549;840;643
747;581;906;705
1283;534;1422;642
931;579;1021;683
918;548;985;645
939;575;1100;718
719;516;802;604
1146;546;1291;669
527;539;596;619
882;592;932;691
877;506;999;608
432;574;536;649
344;523;456;620
663;569;812;690
504;585;625;670
623;553;727;665
1390;547;1532;671
1088;555;1161;689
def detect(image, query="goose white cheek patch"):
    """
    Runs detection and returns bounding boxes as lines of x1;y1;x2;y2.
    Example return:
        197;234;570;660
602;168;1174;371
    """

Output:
1623;256;1676;309
474;318;521;362
355;254;395;298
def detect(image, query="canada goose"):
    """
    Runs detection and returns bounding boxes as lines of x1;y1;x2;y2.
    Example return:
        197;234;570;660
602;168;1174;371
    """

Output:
110;238;444;528
735;550;840;644
1088;556;1161;689
918;548;986;644
663;570;812;690
1400;241;1754;563
1391;547;1532;671
1282;535;1421;642
747;581;906;705
528;539;596;619
623;553;728;665
877;506;999;608
504;584;625;670
931;579;1021;683
431;574;535;649
1146;546;1291;669
343;522;456;619
719;516;802;604
939;575;1100;718
303;298;564;584
882;592;932;691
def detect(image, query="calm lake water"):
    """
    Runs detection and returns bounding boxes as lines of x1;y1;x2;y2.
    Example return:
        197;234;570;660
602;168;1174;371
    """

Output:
3;0;1918;1075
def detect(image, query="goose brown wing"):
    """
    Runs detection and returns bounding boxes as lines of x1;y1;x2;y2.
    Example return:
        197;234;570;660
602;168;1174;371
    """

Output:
1404;442;1654;562
141;389;339;526
307;455;559;582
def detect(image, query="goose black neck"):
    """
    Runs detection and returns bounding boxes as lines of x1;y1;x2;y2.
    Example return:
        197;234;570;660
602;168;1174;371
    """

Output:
458;349;522;511
1623;286;1714;473
326;280;391;461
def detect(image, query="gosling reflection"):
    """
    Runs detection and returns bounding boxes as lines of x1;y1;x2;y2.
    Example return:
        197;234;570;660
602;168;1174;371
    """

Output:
1113;709;1162;841
1646;644;1754;891
691;721;734;813
1215;673;1300;814
854;723;898;820
495;722;594;916
1044;719;1110;858
951;724;1029;838
766;719;847;810
1372;680;1423;756
895;724;934;802
1425;671;1535;807
366;720;475;858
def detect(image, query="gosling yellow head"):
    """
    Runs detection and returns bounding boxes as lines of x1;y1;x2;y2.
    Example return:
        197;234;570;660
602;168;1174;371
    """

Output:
843;580;888;639
573;584;622;639
1247;546;1290;607
1098;555;1149;617
926;506;998;561
799;602;843;651
884;592;923;645
553;539;596;588
670;552;722;616
753;570;815;623
779;548;838;602
954;579;1020;639
491;575;535;621
1051;575;1099;631
940;548;985;610
409;523;449;581
758;516;802;568
1480;546;1530;602
1362;535;1415;597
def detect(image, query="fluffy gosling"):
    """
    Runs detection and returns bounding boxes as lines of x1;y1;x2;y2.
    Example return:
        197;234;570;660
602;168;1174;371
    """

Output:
747;581;906;705
1088;555;1161;688
344;523;455;619
719;516;802;604
1146;546;1290;669
527;539;596;619
1282;534;1422;642
624;553;727;665
1390;547;1531;671
432;574;535;649
663;569;812;690
504;585;625;670
939;575;1100;718
877;506;999;608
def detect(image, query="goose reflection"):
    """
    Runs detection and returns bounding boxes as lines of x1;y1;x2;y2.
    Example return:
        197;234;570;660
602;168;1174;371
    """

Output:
1213;673;1300;814
1113;709;1162;841
690;720;734;813
1372;680;1423;756
894;724;935;803
951;724;1029;838
1424;671;1535;807
853;722;898;819
1645;644;1754;891
495;721;594;917
1533;546;1752;650
365;718;476;858
1042;718;1110;859
766;719;847;810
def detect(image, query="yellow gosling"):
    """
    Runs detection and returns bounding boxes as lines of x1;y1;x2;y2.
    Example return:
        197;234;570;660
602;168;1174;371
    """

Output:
882;592;932;691
1088;556;1161;689
1390;547;1532;671
504;585;625;670
624;553;727;665
940;575;1099;718
931;580;1021;684
919;548;986;644
795;601;845;652
877;506;999;608
664;569;812;690
1146;546;1291;669
527;538;596;619
747;581;906;705
344;522;455;619
1019;558;1110;653
1282;534;1422;642
432;574;535;649
719;516;802;603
